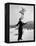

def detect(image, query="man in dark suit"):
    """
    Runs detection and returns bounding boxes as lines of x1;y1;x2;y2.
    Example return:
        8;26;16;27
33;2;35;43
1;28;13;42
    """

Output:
16;18;23;41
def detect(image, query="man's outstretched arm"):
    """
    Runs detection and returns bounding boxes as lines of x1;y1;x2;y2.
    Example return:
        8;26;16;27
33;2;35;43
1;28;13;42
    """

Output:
10;25;17;28
16;22;19;26
10;22;19;28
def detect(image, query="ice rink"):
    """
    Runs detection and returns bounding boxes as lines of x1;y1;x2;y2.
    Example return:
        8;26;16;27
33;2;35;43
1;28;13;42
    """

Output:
9;28;34;42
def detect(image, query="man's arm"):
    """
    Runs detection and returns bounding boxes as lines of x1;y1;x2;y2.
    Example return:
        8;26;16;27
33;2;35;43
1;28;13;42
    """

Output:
16;22;19;26
10;25;17;28
23;23;27;25
10;22;19;28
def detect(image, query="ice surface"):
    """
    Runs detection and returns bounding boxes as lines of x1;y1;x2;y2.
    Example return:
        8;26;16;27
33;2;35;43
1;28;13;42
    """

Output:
9;28;34;42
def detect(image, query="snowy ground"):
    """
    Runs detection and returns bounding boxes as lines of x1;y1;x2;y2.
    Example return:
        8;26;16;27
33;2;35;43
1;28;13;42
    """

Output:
9;28;34;42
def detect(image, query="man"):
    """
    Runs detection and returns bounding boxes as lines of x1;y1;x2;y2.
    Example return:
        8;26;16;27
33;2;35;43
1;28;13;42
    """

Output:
17;18;23;41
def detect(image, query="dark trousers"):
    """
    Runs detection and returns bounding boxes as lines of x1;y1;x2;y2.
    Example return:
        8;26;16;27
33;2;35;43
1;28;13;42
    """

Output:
18;29;23;40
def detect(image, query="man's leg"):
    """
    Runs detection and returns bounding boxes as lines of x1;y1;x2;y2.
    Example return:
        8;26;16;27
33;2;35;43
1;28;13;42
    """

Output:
18;32;22;41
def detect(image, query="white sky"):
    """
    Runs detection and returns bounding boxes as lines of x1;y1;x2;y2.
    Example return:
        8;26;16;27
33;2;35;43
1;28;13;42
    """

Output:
10;5;34;25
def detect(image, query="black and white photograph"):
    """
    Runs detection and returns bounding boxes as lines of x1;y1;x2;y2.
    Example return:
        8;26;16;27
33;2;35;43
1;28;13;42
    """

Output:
5;3;35;43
